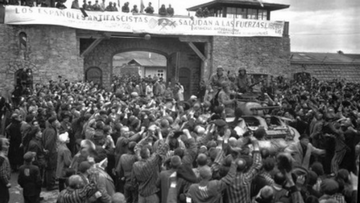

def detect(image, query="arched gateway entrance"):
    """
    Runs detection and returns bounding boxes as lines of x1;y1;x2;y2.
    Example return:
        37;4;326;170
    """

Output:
80;34;207;97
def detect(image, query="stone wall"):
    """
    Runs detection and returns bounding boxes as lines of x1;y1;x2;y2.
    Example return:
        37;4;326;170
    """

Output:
210;36;291;78
0;24;83;92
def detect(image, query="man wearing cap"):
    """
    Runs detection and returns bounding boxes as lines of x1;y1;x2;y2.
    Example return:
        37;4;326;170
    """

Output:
236;68;248;93
131;128;169;203
88;148;115;203
115;141;137;202
225;136;263;203
42;116;60;191
218;82;236;116
6;113;23;172
57;174;101;203
57;132;72;192
187;153;238;202
210;67;229;91
18;152;42;203
157;155;182;203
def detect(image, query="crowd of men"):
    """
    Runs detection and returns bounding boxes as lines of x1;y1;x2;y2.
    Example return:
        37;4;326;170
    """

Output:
0;0;175;16
0;67;359;203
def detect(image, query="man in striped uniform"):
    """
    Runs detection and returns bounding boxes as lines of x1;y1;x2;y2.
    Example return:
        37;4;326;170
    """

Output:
225;136;263;203
57;174;101;203
131;126;169;203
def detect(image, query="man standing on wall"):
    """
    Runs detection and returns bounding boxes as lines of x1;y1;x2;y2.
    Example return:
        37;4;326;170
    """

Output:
145;2;154;14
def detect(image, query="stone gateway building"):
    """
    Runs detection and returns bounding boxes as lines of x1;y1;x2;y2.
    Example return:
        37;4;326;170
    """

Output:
0;0;292;96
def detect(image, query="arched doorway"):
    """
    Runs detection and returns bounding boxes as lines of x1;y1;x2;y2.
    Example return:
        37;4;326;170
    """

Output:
14;68;33;95
178;67;191;99
86;67;102;85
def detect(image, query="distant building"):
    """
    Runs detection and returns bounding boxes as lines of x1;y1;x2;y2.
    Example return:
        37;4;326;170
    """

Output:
127;59;167;80
113;58;167;80
290;52;360;83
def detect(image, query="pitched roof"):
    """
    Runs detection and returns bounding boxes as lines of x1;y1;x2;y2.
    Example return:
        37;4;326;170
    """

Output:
128;58;166;67
187;0;289;11
290;52;360;64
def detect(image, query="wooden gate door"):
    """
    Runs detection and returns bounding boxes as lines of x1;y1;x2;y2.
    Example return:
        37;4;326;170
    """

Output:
86;67;102;85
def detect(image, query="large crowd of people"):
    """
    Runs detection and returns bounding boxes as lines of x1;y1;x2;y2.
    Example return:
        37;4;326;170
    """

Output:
0;67;359;203
0;0;176;16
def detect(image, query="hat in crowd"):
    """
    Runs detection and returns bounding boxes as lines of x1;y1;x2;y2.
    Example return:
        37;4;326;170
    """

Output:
173;131;184;138
217;66;223;70
199;146;207;154
131;92;139;97
254;127;267;140
190;95;197;100
48;116;57;124
199;165;212;180
23;151;36;162
11;113;21;121
128;141;136;151
62;112;71;119
174;148;185;158
214;119;227;127
234;107;243;118
307;171;318;186
213;106;224;115
111;193;125;203
258;185;274;200
236;158;247;171
59;132;69;143
94;147;108;163
277;152;293;173
292;166;308;177
170;155;182;168
80;139;96;151
195;126;206;135
310;162;324;176
206;140;217;149
78;161;92;174
209;147;218;160
321;179;339;195
221;81;230;88
337;169;349;181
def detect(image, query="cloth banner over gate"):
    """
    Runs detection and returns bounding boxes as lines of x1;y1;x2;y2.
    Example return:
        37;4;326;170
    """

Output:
4;6;285;37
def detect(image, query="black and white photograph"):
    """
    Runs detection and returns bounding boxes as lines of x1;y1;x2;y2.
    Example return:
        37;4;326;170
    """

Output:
0;0;359;203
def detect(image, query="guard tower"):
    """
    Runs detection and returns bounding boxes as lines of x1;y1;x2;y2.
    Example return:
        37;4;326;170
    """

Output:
187;0;289;20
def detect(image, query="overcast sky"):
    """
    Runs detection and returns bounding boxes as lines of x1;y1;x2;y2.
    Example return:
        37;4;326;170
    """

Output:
69;0;360;54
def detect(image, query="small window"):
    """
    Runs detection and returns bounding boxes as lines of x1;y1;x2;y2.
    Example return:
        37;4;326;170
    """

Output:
236;8;247;19
19;32;27;50
247;9;257;19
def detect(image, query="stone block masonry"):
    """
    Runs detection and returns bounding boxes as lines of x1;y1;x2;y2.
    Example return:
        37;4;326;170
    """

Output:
210;36;291;78
0;24;84;92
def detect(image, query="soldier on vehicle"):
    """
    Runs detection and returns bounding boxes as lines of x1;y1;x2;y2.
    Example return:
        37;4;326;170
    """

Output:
210;67;229;92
